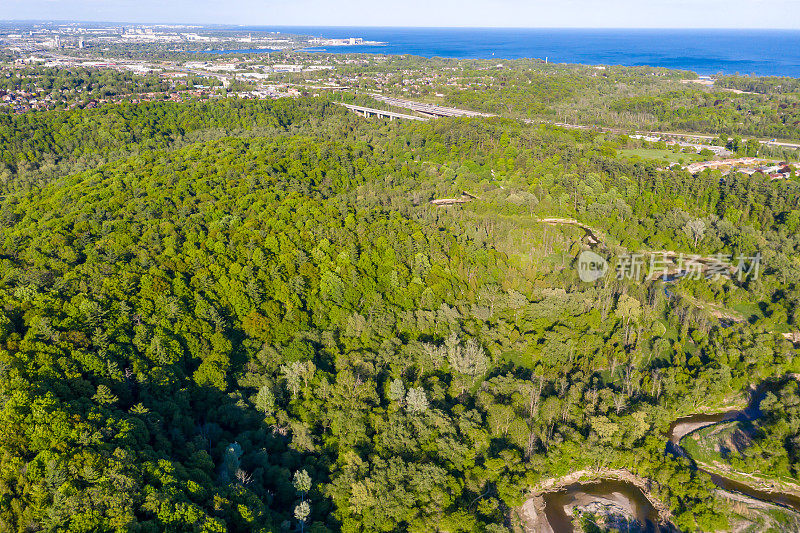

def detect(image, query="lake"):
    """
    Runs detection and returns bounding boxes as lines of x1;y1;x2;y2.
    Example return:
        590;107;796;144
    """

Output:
242;26;800;77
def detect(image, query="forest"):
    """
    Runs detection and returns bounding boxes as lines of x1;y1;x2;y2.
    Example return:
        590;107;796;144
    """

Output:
289;54;800;142
0;89;798;533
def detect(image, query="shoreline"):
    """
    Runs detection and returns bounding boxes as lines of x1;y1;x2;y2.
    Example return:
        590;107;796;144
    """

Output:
516;468;673;533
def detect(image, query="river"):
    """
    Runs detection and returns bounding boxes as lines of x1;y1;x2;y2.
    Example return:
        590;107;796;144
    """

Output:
526;379;800;533
668;379;800;513
541;480;662;532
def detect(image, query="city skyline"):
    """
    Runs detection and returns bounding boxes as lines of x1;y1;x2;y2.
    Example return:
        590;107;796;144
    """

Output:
4;0;800;30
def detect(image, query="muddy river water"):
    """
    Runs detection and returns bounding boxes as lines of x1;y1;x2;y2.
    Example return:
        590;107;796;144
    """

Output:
667;381;800;513
541;479;661;532
535;379;800;532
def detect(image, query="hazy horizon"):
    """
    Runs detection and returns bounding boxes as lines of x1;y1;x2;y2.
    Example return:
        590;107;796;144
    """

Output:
5;22;800;31
4;0;800;30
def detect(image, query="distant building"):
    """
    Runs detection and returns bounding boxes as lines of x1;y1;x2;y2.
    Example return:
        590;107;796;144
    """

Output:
207;63;237;72
272;64;302;73
240;72;271;80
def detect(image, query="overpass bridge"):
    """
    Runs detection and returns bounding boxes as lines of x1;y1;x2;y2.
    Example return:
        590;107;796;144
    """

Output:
340;103;428;121
370;94;496;119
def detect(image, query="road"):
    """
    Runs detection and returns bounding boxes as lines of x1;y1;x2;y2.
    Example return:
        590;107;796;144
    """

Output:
21;56;800;152
370;94;495;119
339;103;427;121
366;93;800;152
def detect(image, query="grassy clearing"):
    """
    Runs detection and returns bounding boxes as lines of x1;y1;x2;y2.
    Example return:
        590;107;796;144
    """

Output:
681;421;739;465
618;148;705;165
732;303;766;323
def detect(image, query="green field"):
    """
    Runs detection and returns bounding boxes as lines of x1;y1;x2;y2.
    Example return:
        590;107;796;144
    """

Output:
732;303;767;324
619;148;705;165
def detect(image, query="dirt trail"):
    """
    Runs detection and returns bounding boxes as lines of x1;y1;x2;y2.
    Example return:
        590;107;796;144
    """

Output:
537;218;744;271
537;217;603;246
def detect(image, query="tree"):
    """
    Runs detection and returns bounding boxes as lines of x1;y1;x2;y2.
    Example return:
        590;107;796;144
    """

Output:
406;387;429;413
281;361;314;399
447;335;489;393
683;218;706;248
616;294;642;345
92;384;118;405
293;469;312;498
294;501;311;532
254;384;275;417
786;210;800;233
388;378;406;404
591;416;619;444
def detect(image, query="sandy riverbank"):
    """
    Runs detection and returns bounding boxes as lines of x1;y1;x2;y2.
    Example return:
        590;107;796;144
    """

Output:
516;468;672;533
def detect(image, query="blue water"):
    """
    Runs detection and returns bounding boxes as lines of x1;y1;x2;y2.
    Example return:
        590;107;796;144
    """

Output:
238;27;800;77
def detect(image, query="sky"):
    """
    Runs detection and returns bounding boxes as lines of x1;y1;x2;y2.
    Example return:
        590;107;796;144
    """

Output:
4;0;800;29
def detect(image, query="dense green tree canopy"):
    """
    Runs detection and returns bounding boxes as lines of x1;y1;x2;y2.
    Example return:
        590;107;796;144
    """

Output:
0;90;797;531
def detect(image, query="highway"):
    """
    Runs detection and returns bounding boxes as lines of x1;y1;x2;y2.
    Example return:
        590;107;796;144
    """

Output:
22;53;800;152
339;103;427;121
370;94;495;119
365;93;800;153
